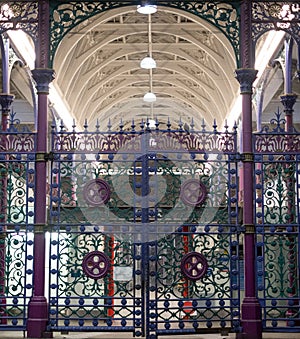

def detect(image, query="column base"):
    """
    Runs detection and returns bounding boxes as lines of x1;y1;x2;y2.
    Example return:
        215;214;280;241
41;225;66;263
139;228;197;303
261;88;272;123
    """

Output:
27;296;52;338
237;297;262;339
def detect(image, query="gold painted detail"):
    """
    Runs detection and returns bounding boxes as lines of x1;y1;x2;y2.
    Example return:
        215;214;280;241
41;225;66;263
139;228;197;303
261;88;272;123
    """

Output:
241;152;254;162
244;224;255;234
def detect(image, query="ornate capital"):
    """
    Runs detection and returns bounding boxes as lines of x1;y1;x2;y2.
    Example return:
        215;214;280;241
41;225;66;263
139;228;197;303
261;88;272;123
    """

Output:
235;69;258;94
32;68;55;94
280;94;298;116
0;94;14;115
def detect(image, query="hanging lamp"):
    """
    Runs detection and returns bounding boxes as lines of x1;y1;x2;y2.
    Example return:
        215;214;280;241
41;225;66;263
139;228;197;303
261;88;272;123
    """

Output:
139;3;156;70
140;56;156;69
137;3;157;15
143;92;156;102
142;14;156;102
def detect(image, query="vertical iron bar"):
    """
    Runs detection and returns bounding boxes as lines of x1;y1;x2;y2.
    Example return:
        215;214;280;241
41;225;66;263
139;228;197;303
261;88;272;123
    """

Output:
141;133;150;338
280;44;298;322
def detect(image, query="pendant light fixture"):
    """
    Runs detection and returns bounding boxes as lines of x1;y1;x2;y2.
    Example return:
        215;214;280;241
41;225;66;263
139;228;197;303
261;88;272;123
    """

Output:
139;8;156;70
140;56;156;69
142;13;156;102
143;91;156;102
137;2;157;15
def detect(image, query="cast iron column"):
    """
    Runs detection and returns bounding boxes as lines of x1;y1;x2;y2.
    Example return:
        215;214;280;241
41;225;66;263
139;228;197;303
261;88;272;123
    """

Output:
281;94;297;132
26;69;54;339
27;1;55;338
235;0;262;338
281;38;297;132
281;93;298;321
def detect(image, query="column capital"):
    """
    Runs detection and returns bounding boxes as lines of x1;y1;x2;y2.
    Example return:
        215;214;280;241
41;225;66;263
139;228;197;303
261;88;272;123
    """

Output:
235;69;258;94
32;68;55;94
280;93;297;116
0;93;14;115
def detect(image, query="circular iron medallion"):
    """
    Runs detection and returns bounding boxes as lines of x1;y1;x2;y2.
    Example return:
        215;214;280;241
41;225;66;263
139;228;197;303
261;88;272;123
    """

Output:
83;178;110;206
180;179;207;206
82;251;110;279
181;251;208;281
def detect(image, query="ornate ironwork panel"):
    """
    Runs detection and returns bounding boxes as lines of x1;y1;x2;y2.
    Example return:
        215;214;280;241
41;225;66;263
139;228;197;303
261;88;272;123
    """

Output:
0;2;38;41
0;117;36;330
48;120;241;337
49;0;240;66
252;1;300;44
254;112;300;331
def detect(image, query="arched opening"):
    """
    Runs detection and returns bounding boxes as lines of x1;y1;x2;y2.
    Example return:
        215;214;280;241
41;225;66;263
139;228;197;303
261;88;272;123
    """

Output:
52;5;238;130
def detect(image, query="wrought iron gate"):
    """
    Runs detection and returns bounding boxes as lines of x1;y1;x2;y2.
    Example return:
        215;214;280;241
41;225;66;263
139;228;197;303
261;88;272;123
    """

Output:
0;117;35;330
254;113;300;332
47;120;241;338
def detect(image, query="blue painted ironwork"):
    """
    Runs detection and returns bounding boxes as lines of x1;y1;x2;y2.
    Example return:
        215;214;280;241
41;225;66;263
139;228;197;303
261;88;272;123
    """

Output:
0;112;36;330
47;118;241;337
254;110;300;332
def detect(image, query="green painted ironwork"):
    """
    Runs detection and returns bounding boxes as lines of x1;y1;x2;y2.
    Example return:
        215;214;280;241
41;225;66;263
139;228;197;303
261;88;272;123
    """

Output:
48;120;241;336
49;0;241;67
254;111;300;330
0;117;35;329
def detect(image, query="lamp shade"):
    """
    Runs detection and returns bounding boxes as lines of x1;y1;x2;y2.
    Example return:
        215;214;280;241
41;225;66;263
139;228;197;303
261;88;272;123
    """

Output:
137;4;157;14
140;56;156;69
143;92;156;102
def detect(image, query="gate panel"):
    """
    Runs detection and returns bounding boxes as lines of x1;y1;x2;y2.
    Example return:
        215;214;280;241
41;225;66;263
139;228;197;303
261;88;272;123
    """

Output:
146;148;241;337
0;124;35;330
48;144;144;335
49;122;240;337
254;114;300;331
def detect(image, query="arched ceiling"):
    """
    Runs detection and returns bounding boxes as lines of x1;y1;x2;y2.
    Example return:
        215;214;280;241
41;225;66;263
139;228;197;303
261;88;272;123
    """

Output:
53;5;239;130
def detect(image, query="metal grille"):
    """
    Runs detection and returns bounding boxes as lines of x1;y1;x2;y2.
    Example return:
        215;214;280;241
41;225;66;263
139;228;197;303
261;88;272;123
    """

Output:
48;121;241;337
0;118;35;330
254;112;300;331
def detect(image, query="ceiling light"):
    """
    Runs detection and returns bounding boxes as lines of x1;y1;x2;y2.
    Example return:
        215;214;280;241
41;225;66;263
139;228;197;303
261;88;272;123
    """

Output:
140;56;156;69
143;92;156;102
137;4;157;15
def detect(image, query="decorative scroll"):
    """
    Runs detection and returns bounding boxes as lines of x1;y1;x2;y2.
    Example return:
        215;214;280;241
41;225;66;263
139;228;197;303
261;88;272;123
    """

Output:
252;1;300;44
0;2;38;41
51;119;237;154
0;113;36;153
255;111;300;330
50;1;240;66
254;111;300;153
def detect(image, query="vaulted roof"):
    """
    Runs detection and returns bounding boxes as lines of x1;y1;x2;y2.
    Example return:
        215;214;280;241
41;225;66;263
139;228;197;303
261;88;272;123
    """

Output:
53;6;239;130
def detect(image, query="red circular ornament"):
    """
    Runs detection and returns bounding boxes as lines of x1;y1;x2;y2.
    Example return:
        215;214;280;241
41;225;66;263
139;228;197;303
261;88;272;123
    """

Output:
181;251;208;281
180;179;207;206
83;178;110;206
82;251;110;279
